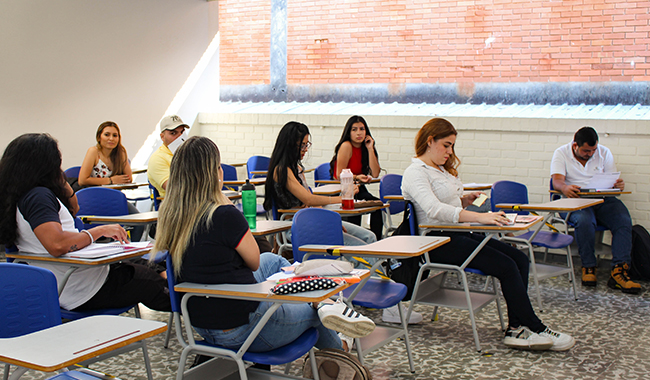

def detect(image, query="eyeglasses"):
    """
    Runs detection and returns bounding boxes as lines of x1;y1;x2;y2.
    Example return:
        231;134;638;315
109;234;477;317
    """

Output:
300;141;312;151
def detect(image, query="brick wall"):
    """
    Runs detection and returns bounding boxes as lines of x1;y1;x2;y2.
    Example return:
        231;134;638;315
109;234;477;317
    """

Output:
219;0;650;85
199;113;650;230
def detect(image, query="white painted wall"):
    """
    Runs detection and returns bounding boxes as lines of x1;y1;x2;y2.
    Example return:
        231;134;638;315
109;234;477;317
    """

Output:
199;113;650;230
0;0;218;169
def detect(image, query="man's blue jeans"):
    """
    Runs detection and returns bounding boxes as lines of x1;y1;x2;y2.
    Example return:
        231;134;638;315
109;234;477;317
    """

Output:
194;253;342;352
568;197;632;268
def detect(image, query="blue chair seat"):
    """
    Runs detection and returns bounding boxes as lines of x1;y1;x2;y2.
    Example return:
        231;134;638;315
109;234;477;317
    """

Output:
196;327;319;365
46;371;111;380
142;250;168;263
342;279;407;309
515;230;574;249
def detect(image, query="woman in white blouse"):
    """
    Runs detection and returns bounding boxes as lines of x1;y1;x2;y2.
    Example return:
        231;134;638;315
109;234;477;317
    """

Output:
402;117;574;352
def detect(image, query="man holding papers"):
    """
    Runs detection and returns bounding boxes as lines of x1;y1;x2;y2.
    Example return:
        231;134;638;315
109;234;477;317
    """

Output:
551;126;640;294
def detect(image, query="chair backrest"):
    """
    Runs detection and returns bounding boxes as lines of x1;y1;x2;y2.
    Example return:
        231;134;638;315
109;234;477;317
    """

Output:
221;163;239;191
490;180;530;215
0;263;62;338
291;208;344;262
246;156;270;179
406;201;418;236
165;254;182;314
313;163;332;185
64;166;81;178
549;178;562;201
76;187;129;229
149;182;162;211
380;174;405;215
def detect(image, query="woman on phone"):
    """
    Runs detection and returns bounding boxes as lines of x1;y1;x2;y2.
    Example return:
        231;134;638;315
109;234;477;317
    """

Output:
401;118;575;352
264;121;376;246
329;116;383;240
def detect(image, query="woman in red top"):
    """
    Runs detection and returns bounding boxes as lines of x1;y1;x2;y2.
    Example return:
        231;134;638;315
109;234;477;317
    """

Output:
329;116;383;240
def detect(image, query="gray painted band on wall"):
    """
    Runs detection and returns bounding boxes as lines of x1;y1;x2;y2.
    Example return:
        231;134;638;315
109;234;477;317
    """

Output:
221;82;650;106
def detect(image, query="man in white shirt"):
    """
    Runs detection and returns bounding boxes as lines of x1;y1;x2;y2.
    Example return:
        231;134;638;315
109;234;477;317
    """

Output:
551;126;640;294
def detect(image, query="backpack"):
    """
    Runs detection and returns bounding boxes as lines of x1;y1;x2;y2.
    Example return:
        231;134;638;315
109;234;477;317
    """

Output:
383;200;429;301
629;224;650;280
302;348;372;380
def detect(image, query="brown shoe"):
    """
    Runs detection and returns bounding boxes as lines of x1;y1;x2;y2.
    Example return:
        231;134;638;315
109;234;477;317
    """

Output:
581;267;597;286
608;263;642;294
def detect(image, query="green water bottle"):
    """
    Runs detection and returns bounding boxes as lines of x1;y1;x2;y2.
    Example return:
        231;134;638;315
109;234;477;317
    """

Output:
241;179;257;229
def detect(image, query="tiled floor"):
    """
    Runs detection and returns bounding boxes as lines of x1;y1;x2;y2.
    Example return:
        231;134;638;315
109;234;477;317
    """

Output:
5;250;650;380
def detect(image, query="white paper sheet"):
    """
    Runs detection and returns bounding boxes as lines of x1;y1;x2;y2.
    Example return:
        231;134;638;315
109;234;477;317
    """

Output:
583;172;620;190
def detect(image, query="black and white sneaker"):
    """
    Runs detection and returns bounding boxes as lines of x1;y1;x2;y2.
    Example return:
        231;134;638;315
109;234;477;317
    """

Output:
318;300;375;338
503;326;553;351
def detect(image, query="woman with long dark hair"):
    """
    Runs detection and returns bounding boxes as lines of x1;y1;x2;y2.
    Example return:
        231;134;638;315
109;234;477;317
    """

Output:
263;121;376;246
0;133;170;312
153;136;374;352
329;115;383;240
402;118;574;352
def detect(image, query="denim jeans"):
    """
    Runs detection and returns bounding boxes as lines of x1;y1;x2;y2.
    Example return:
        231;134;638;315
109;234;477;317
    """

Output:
194;253;342;352
568;197;632;268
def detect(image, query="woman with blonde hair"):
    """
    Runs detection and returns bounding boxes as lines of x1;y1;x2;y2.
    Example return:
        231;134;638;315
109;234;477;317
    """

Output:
153;136;373;352
401;118;575;352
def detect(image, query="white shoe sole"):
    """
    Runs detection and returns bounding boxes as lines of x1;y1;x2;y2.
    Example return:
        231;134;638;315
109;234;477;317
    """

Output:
548;337;576;351
503;337;553;351
320;314;375;338
382;312;423;324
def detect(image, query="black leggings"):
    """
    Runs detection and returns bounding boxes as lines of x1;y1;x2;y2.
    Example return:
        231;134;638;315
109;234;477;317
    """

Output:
426;231;545;332
74;262;171;312
345;185;383;240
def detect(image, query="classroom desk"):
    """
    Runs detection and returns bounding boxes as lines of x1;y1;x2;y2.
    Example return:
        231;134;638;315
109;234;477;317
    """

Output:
6;248;151;295
249;170;267;176
174;270;370;380
549;189;631;197
311;184;341;195
222;178;266;186
299;236;449;371
0;315;166;379
495;198;604;309
102;182;149;191
416;217;543;351
81;211;158;242
277;203;388;219
314;178;381;185
228;162;247;167
132;167;147;174
462;183;492;191
250;220;292;237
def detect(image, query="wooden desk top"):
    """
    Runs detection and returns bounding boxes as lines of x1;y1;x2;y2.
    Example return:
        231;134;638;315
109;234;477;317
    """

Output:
463;183;493;191
496;198;604;212
222;178;266;186
81;211;158;225
175;270;370;303
298;235;450;258
312;184;341;195
549;189;631;197
250;170;267;176
420;216;543;232
228;162;247;167
383;195;404;201
251;220;292;236
6;249;151;266
314;178;381;185
0;315;166;372
278;203;388;217
102;182;149;190
131;167;147;174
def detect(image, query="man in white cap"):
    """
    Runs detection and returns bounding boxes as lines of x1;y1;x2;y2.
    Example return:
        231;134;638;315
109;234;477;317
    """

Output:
148;115;189;197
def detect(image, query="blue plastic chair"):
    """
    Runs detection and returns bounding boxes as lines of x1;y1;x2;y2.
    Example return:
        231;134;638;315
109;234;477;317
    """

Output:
379;174;405;237
0;263;155;380
291;208;415;371
64;166;81;178
149;182;161;211
76;187;129;230
491;180;578;310
313;163;332;186
246;155;270;179
406;202;505;352
221;163;239;191
164;255;319;380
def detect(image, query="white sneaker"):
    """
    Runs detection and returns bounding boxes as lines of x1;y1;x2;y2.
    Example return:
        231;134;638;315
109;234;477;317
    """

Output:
338;332;355;352
381;305;423;324
503;326;553;351
538;327;575;351
318;300;375;338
